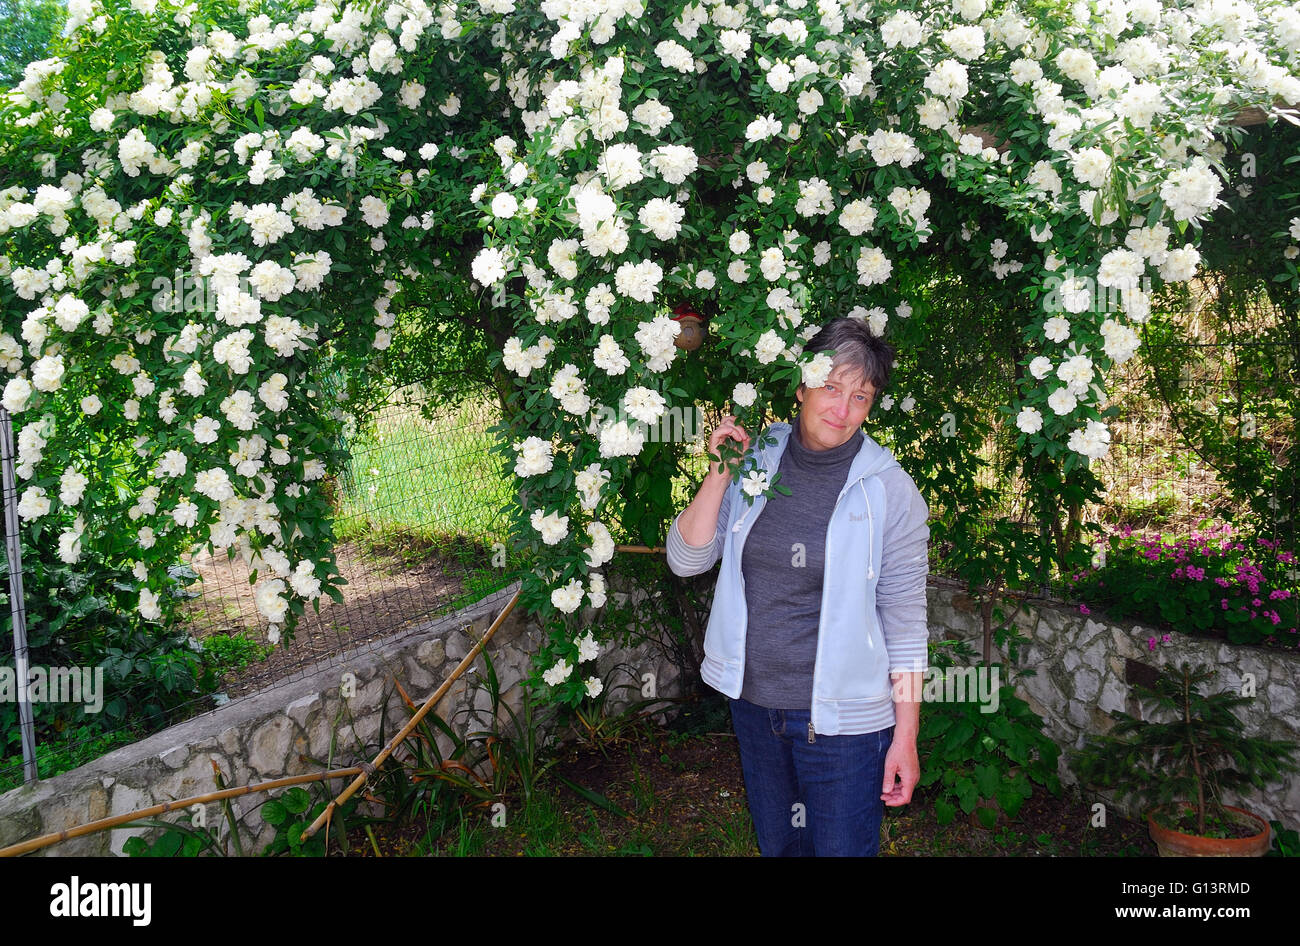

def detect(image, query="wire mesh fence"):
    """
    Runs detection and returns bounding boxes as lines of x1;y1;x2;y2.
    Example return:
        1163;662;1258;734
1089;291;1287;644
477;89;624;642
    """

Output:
0;383;516;789
923;332;1297;596
175;386;515;699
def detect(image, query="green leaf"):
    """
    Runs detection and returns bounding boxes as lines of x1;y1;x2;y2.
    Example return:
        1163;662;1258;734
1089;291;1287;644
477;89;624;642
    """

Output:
975;763;1001;799
955;776;978;812
262;799;287;826
283;787;312;815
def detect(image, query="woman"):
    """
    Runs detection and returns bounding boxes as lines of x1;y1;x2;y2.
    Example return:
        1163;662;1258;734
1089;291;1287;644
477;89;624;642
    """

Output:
666;317;930;857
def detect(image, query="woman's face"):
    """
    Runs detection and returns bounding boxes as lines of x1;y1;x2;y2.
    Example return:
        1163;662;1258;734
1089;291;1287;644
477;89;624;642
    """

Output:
795;364;875;452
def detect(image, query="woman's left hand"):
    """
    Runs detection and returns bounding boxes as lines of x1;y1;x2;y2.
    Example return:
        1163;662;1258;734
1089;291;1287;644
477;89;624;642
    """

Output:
880;736;920;807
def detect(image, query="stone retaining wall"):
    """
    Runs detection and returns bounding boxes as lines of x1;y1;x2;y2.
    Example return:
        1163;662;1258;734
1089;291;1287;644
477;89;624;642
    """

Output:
0;582;686;856
927;578;1300;827
3;578;1296;856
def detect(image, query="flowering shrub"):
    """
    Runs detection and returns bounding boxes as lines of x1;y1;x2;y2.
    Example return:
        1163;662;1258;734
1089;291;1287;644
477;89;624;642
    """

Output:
1;0;1299;704
1069;523;1299;648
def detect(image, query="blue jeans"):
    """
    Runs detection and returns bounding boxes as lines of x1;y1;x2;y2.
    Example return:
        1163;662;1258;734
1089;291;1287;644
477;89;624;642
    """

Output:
729;697;893;857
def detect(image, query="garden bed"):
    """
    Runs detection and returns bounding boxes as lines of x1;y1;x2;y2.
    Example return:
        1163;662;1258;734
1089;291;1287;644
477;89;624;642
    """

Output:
340;716;1156;858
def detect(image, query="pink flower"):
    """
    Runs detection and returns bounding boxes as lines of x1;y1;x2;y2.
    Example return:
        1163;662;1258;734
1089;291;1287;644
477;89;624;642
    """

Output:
1079;604;1091;615
1161;633;1171;642
1147;636;1157;651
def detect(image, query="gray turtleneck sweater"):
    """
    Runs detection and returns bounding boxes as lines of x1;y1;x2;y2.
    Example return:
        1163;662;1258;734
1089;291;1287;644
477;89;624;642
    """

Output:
738;415;862;707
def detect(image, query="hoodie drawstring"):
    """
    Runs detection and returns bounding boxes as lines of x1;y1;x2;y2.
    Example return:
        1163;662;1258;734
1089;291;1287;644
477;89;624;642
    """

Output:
859;479;875;581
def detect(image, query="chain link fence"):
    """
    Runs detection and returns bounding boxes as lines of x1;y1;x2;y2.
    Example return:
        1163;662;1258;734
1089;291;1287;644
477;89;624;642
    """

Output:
177;386;514;698
1;383;515;789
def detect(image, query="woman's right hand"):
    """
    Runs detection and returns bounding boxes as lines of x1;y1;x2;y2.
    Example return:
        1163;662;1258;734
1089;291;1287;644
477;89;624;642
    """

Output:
708;415;750;476
676;416;748;550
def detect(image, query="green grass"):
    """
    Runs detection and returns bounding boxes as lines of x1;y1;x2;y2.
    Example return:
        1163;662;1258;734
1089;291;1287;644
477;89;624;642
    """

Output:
700;804;759;857
201;633;272;677
449;812;489;856
0;724;142;794
334;400;514;547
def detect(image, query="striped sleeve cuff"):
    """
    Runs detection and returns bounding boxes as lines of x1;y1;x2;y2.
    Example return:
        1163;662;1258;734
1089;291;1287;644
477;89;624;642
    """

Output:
666;512;720;577
882;628;930;676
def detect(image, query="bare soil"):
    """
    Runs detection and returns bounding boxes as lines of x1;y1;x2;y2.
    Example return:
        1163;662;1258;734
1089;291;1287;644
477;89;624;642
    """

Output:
340;710;1158;858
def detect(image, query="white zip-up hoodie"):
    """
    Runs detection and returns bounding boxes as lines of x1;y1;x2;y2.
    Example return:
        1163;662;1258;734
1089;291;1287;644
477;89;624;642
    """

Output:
667;421;930;736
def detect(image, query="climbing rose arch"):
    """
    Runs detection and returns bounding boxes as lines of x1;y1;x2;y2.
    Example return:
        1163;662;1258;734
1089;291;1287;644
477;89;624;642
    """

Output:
2;0;1298;701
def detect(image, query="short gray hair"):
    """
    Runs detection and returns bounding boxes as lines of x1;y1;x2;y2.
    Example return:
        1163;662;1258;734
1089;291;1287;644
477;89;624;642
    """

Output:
802;317;894;394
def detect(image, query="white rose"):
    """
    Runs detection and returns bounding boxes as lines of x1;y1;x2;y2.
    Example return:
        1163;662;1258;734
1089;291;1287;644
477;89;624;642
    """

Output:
490;192;518;218
1047;387;1078;415
2;377;33;412
741;471;769;497
1016;406;1043;434
543;658;573;686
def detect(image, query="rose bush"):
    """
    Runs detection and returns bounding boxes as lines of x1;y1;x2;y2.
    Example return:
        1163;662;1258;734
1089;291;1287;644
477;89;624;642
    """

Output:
1;0;1297;705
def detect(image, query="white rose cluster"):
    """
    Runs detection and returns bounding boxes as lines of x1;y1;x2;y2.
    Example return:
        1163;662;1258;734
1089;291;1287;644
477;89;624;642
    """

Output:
514;436;555;477
634;314;680;372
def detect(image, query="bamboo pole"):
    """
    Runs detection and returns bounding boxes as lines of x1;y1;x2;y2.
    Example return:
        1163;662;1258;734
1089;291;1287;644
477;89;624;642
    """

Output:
299;587;520;841
0;766;364;858
614;544;665;554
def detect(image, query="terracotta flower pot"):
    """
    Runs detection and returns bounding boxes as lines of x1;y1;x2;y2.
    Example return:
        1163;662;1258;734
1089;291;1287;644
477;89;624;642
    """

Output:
1147;804;1271;857
671;304;705;351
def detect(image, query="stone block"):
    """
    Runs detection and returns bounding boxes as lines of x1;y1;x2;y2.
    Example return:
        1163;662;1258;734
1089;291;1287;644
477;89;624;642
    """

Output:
401;654;435;692
108;780;153;856
443;629;472;663
248;715;295;777
1077;618;1108;648
1098;672;1127;717
153;752;220;805
1268;683;1298;720
0;783;47;849
286;693;321;729
1111;627;1143;660
416;637;447;672
1074;667;1101;703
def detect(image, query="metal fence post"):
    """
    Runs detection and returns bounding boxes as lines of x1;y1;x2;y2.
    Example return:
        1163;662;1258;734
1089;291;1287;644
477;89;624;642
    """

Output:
0;406;38;783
